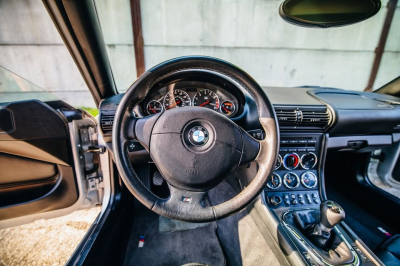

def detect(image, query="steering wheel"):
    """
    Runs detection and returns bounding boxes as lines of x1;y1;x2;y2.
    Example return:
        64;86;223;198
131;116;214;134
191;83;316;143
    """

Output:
112;56;279;222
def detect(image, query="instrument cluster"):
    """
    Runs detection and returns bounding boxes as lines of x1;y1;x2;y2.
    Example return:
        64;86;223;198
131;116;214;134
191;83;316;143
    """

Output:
140;81;240;117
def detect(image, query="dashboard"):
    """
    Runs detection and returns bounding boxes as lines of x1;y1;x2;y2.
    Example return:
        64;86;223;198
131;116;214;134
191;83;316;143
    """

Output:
99;74;400;207
140;81;241;117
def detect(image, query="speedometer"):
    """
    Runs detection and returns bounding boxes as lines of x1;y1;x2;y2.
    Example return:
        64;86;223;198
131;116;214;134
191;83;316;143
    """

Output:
163;89;191;110
193;89;219;111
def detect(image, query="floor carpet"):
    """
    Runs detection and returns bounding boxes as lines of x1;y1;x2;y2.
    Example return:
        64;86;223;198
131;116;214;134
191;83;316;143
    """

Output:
124;205;225;266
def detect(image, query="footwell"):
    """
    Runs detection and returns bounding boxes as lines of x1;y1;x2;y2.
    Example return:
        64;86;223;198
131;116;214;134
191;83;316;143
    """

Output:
124;205;225;266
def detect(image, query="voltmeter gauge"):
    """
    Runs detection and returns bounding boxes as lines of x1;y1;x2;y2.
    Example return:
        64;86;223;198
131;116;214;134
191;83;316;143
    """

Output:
266;173;282;189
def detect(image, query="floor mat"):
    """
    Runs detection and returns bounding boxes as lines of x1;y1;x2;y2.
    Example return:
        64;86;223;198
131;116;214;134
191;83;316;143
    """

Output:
208;181;280;266
327;188;398;250
124;206;225;266
159;215;210;233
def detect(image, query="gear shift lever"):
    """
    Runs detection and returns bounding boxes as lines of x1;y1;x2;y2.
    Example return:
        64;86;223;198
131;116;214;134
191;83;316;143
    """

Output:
307;201;345;248
319;201;345;231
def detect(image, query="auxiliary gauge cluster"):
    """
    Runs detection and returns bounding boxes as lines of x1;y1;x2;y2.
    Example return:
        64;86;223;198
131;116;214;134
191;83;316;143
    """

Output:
266;135;321;191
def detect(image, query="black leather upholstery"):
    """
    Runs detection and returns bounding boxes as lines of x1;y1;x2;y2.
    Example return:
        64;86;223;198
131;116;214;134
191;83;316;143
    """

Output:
376;235;400;266
284;209;354;265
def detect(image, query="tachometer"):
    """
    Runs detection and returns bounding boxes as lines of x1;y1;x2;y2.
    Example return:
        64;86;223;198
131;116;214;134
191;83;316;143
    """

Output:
146;100;163;115
193;89;219;111
163;89;191;109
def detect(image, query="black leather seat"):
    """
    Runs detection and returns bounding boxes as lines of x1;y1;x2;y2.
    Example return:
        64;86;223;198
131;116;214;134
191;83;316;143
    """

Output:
376;235;400;266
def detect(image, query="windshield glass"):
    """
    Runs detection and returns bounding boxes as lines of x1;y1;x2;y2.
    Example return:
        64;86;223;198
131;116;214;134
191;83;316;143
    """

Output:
0;66;58;103
95;0;399;93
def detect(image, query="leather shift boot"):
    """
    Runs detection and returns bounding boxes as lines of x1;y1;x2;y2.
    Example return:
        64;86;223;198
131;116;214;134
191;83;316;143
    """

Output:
284;209;354;265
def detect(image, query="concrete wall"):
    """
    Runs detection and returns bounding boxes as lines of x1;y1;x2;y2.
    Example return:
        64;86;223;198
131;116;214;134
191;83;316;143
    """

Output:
140;0;400;91
0;0;94;107
0;0;399;109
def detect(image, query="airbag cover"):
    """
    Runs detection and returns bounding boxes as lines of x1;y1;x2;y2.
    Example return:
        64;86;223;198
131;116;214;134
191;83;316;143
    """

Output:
150;107;242;191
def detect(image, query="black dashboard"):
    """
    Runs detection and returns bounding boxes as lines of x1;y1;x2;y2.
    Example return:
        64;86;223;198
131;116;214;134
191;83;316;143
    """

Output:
99;76;400;218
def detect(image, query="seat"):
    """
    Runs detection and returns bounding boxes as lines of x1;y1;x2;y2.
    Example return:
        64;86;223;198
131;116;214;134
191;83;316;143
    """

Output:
376;235;400;266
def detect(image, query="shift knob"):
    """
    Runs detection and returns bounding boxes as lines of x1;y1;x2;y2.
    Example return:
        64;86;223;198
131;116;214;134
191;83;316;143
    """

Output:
319;201;345;230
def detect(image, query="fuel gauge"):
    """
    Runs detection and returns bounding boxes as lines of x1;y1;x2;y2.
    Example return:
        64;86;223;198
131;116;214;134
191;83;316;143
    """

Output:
220;101;236;116
146;100;163;115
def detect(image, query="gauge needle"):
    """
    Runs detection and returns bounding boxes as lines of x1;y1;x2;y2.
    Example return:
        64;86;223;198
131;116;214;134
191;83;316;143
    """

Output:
272;180;276;186
167;100;181;110
199;101;210;107
222;106;231;113
149;106;156;114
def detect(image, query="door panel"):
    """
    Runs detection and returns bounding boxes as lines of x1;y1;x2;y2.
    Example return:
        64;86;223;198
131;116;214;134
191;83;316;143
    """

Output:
0;100;79;221
0;153;57;184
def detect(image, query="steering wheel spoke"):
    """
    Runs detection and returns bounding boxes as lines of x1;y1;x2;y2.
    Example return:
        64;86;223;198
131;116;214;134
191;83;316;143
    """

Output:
239;128;261;165
153;185;215;222
132;113;162;151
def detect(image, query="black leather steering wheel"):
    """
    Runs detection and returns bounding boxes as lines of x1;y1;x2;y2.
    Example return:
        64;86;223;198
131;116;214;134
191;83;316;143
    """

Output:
112;56;279;222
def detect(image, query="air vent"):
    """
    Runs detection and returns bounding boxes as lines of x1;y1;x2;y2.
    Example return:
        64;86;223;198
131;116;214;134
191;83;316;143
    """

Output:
100;114;115;133
275;109;299;127
302;110;330;127
274;106;331;131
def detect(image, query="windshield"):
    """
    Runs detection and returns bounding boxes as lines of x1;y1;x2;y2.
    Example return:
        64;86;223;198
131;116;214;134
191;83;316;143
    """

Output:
95;0;399;93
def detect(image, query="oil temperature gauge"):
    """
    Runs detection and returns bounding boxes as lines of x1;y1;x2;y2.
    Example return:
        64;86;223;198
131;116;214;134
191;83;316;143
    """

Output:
266;173;282;189
283;172;300;189
220;101;236;116
301;172;318;189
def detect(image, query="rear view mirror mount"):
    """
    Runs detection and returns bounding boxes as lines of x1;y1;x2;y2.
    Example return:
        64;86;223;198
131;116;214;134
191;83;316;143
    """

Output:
279;0;381;28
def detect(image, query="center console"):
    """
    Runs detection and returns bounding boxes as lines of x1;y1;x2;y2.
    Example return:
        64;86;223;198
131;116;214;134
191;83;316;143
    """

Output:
260;133;379;266
265;133;322;209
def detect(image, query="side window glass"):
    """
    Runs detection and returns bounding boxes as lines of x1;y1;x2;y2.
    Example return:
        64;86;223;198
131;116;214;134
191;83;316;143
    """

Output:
0;66;57;103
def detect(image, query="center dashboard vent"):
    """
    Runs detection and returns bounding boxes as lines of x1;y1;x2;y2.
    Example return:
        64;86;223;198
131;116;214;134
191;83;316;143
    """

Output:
274;106;331;131
100;114;115;133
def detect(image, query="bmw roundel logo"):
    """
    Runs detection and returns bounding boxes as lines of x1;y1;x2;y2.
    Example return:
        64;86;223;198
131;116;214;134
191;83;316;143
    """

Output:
188;126;209;146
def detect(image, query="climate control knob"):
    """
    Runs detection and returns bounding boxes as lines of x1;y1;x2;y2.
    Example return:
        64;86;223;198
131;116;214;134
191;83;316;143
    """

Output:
283;153;300;170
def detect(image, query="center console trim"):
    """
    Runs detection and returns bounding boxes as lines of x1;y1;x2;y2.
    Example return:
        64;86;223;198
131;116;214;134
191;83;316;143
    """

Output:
281;209;360;266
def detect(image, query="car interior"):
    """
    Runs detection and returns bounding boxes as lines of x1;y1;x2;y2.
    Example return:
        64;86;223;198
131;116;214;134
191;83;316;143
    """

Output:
1;0;400;265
